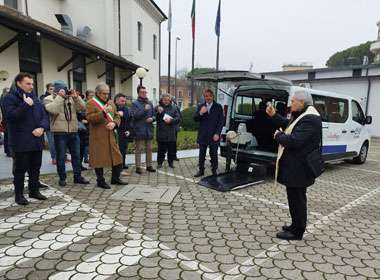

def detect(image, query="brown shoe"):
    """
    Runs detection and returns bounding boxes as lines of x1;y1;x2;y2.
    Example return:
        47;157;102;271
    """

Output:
136;167;144;175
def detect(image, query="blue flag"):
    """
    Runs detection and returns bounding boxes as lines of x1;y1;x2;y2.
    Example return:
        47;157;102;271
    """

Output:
215;0;221;37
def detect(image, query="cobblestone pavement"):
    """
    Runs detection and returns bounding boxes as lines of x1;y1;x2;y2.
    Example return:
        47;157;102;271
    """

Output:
0;140;379;280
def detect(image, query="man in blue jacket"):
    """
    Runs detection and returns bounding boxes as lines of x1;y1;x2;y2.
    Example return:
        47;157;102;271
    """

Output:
193;89;224;177
2;73;49;205
130;86;156;174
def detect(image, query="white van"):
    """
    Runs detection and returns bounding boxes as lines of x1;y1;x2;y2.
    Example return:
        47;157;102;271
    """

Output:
193;71;373;171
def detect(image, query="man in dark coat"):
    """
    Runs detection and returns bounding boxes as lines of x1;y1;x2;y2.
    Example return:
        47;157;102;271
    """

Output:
155;93;181;169
193;89;224;177
2;73;49;205
266;89;322;240
40;83;56;165
130;86;156;174
115;93;132;171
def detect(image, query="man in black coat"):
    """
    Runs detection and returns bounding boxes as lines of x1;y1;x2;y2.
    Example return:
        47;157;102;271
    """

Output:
2;73;49;205
193;89;224;177
115;93;132;171
266;89;322;240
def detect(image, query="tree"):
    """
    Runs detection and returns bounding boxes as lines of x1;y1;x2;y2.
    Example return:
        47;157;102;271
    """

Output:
326;41;375;68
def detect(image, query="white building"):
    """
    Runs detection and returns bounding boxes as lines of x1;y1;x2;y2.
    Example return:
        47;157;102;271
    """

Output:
265;65;380;137
0;0;166;102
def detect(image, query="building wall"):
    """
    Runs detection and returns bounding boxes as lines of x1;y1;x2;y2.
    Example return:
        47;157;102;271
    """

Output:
0;26;19;92
39;38;72;93
122;0;161;100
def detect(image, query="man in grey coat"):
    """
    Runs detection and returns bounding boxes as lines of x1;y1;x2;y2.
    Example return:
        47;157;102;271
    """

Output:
130;86;156;174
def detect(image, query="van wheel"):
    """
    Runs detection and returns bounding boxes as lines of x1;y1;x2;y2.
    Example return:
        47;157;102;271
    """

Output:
352;143;368;164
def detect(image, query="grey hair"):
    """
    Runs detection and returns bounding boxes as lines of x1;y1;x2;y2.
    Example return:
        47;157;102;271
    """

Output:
95;82;109;95
160;93;171;101
293;89;314;107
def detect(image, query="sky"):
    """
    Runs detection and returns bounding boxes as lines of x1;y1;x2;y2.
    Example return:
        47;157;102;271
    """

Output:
154;0;380;74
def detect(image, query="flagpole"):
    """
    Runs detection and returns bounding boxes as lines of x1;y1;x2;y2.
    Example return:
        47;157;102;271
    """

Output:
215;0;221;103
167;0;172;95
190;0;196;106
168;31;171;94
215;34;220;102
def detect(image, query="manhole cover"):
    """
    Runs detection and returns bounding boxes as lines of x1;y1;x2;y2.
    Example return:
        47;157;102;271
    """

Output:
110;185;180;203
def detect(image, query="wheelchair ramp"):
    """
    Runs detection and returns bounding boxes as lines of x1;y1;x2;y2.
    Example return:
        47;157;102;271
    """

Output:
198;171;264;192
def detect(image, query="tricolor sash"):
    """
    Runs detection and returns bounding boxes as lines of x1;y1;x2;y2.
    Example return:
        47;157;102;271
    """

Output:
91;96;115;122
275;106;320;187
90;96;118;143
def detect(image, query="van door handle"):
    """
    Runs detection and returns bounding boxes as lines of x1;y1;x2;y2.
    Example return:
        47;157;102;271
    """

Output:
342;130;347;134
350;130;355;133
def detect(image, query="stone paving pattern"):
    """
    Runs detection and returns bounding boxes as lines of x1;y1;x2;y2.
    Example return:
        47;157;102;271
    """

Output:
0;140;379;279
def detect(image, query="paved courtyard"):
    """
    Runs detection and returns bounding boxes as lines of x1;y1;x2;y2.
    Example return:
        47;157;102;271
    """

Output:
0;140;379;279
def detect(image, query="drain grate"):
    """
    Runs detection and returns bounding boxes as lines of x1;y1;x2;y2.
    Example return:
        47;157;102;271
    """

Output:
110;185;180;203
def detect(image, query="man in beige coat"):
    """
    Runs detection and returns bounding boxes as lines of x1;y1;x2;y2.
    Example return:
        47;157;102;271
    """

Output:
86;83;127;189
44;80;89;187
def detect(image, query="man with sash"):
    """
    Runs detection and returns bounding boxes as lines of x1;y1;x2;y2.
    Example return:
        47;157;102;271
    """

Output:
86;83;127;189
266;89;322;240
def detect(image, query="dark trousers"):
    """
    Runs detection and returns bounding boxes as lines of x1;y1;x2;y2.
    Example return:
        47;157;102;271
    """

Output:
174;131;178;159
95;164;122;184
54;133;81;180
118;136;128;168
198;143;219;172
4;131;10;156
286;186;307;235
13;151;42;197
157;141;176;165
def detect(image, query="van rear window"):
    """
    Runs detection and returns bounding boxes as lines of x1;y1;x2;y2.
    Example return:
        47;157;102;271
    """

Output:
313;95;348;123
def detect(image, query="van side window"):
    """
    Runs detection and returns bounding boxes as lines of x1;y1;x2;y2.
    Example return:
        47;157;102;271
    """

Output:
352;100;365;124
313;95;328;122
235;96;256;115
328;97;348;123
313;95;348;123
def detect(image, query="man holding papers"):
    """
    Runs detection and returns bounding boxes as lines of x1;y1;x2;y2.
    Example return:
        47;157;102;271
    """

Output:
155;93;181;169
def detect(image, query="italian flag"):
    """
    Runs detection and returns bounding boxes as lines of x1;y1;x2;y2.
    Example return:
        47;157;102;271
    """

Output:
191;0;196;40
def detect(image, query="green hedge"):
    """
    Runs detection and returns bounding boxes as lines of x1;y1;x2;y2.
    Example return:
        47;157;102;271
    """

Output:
181;106;199;131
127;130;198;154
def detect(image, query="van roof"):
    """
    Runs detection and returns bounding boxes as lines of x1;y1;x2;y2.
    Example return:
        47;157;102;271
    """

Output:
191;71;292;86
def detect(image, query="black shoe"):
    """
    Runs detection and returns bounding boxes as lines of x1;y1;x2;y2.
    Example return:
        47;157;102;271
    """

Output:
157;163;163;169
194;171;204;178
168;163;175;169
111;179;128;185
136;168;143;175
81;165;88;171
15;195;29;206
59;180;67;187
174;158;180;162
29;191;47;200
282;224;293;231
38;182;49;189
276;230;303;241
74;176;90;185
123;165;129;170
146;166;156;173
97;181;111;189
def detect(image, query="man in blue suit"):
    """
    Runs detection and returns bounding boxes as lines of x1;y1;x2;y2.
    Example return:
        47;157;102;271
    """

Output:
193;89;224;177
2;73;49;205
